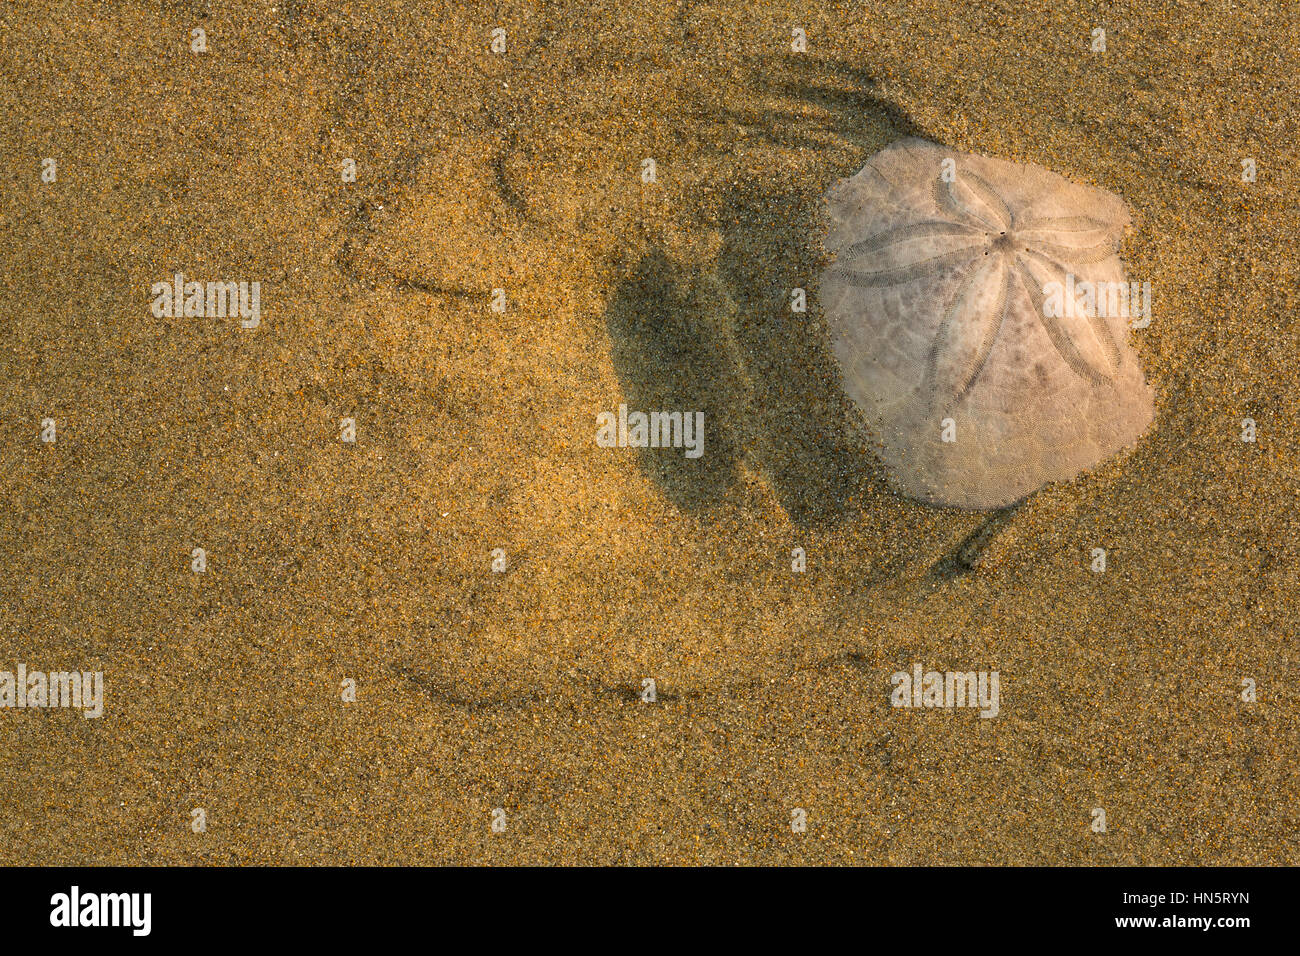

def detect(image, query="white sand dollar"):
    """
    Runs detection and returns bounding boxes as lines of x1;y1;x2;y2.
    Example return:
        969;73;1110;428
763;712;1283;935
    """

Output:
822;137;1156;509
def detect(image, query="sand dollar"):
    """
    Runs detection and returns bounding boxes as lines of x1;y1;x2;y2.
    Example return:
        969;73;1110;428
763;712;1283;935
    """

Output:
822;137;1156;509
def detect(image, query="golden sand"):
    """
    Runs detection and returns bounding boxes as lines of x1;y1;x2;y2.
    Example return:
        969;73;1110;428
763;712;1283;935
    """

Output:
0;0;1296;863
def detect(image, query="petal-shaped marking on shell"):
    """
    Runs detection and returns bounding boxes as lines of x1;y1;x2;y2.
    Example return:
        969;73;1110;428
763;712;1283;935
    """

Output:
961;172;1013;231
932;176;1001;231
1030;236;1119;264
1021;247;1123;370
1013;254;1115;385
925;256;1010;412
1017;214;1113;235
833;245;982;288
838;220;982;266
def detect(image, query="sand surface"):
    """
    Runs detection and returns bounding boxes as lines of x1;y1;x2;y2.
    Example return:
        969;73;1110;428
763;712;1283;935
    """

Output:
1;0;1296;863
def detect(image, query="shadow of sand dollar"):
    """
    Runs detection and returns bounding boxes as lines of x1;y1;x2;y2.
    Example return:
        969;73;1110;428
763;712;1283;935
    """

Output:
710;177;893;527
695;58;936;526
603;251;750;511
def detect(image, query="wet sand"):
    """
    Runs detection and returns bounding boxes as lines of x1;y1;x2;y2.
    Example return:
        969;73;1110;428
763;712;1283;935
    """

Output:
0;0;1296;863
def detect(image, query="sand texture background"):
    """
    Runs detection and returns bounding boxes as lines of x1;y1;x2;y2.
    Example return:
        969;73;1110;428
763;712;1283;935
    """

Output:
1;0;1296;864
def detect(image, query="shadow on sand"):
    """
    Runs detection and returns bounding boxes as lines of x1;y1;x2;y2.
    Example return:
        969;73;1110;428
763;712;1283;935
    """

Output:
604;57;941;524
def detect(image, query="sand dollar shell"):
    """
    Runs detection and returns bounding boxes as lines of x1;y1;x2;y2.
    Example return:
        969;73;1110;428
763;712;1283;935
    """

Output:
821;137;1156;509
